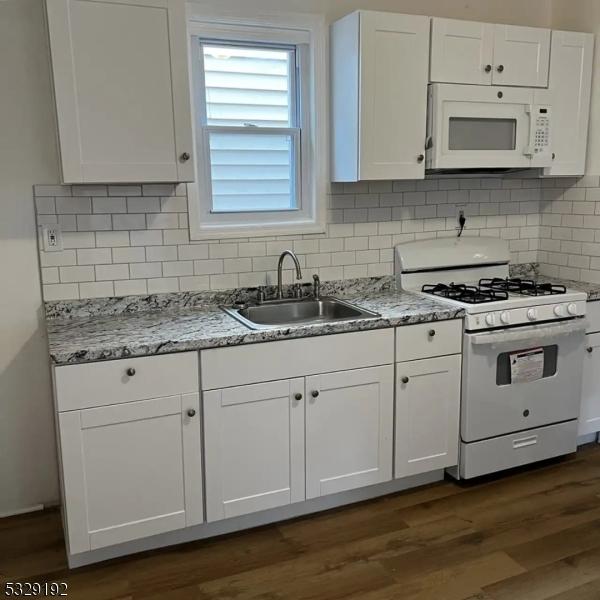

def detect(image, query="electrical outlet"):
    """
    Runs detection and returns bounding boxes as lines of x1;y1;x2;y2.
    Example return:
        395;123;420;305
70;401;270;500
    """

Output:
41;225;63;252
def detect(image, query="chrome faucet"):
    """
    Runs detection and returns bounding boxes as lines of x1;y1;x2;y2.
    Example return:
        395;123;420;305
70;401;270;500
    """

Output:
312;274;321;300
277;250;303;299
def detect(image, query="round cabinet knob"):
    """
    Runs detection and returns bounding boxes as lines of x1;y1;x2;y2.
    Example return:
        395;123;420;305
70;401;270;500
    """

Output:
587;346;594;353
554;305;565;317
294;393;303;401
567;303;578;316
428;329;436;337
500;311;511;325
485;313;496;326
401;376;409;384
417;154;425;163
484;64;492;72
311;390;319;398
497;91;504;99
126;367;136;377
527;308;538;321
180;152;191;162
497;64;504;72
187;409;196;417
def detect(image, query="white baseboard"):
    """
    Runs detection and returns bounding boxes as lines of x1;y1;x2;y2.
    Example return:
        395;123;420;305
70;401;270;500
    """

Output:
0;504;44;519
577;432;599;446
68;470;444;568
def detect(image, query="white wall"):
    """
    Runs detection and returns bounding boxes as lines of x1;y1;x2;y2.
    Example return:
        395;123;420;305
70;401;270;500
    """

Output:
0;0;60;515
0;0;556;515
191;0;552;27
551;0;600;175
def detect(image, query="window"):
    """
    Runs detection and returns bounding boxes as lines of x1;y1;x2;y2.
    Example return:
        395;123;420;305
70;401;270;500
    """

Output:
188;15;326;239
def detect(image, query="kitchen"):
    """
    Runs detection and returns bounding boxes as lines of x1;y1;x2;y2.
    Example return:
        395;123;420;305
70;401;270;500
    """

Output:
3;0;600;597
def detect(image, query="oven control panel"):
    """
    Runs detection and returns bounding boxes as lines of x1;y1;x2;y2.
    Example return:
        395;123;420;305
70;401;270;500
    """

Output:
465;299;587;331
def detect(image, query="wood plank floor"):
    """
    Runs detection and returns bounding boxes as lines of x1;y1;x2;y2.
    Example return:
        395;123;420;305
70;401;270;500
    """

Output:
3;445;600;600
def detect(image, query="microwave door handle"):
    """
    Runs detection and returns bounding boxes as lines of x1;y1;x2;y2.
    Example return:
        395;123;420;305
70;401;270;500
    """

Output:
470;318;588;346
523;104;535;158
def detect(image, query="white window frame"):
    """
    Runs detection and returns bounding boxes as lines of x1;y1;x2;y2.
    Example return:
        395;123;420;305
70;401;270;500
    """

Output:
187;7;327;240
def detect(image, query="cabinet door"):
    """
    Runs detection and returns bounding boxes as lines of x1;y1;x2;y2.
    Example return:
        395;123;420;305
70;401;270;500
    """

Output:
537;31;594;177
395;355;461;478
305;366;393;499
430;18;494;85
204;379;305;522
492;24;550;87
359;12;430;180
46;0;194;183
59;393;203;554
579;334;600;436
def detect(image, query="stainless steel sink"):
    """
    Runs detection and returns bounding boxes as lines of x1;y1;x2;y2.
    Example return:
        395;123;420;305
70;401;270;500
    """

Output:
222;296;380;330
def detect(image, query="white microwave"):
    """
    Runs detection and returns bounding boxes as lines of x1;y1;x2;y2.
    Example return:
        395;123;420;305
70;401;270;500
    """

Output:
426;83;552;170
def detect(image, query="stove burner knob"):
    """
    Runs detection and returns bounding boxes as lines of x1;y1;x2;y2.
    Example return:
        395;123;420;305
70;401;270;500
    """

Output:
567;303;578;316
485;313;496;326
554;305;565;317
527;308;538;321
500;311;510;325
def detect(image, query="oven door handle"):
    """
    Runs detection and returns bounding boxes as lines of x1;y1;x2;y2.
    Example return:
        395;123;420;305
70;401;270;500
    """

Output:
470;318;588;346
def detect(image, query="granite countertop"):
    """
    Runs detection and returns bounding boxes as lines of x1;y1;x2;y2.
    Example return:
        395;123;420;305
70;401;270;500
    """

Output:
540;277;600;302
46;289;464;365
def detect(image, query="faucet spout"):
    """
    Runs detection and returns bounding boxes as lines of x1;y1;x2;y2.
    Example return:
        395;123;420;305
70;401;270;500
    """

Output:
277;250;303;299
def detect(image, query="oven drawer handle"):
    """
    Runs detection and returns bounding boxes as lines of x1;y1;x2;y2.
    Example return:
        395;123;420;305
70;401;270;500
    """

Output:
512;435;538;449
470;318;588;346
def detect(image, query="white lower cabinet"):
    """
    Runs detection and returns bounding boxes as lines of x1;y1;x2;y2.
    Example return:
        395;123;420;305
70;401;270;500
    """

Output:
395;355;461;478
59;393;203;554
203;379;305;522
305;366;394;499
579;332;600;436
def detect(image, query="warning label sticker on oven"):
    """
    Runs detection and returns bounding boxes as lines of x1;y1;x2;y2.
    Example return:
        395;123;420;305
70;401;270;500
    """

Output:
510;347;544;383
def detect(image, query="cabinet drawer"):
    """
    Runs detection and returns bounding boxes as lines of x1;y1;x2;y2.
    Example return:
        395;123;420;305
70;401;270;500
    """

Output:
201;329;394;390
396;320;462;362
55;352;199;412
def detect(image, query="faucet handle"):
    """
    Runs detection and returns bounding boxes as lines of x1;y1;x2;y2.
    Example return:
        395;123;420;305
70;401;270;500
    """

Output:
312;274;321;299
257;288;266;303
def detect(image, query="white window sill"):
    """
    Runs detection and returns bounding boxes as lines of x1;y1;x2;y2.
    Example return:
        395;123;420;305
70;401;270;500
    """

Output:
189;220;326;241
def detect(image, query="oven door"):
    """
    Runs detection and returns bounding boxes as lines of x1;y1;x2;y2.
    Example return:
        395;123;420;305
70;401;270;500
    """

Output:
462;319;586;442
427;83;552;170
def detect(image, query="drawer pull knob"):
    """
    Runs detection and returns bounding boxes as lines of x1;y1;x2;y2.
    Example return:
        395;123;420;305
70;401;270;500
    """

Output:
587;347;594;353
417;154;425;163
401;376;409;384
187;409;196;417
126;368;136;377
496;64;504;72
180;152;191;162
311;390;319;398
428;329;436;337
294;393;303;401
484;64;492;72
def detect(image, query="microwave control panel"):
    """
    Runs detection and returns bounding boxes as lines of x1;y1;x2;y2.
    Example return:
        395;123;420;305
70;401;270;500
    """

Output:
527;105;552;166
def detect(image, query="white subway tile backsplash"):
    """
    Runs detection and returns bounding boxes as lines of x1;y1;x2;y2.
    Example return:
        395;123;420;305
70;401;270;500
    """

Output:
37;175;600;300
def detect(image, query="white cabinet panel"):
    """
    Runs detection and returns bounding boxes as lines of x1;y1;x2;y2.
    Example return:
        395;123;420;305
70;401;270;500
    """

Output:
395;355;461;478
536;31;594;177
331;11;430;181
430;18;494;85
54;352;199;411
59;393;203;554
395;320;462;363
579;333;600;436
204;379;305;522
46;0;194;183
305;366;393;499
492;24;550;88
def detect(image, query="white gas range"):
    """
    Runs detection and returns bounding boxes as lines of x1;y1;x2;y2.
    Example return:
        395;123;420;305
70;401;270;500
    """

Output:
396;237;587;479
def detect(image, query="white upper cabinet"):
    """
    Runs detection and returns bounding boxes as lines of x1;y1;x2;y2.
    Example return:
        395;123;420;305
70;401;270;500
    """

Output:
535;31;594;177
331;11;430;181
430;18;550;88
430;19;495;85
46;0;194;183
305;366;394;499
492;24;550;87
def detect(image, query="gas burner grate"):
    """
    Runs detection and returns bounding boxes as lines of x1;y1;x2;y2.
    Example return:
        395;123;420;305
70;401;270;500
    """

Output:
422;283;509;304
479;278;567;296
